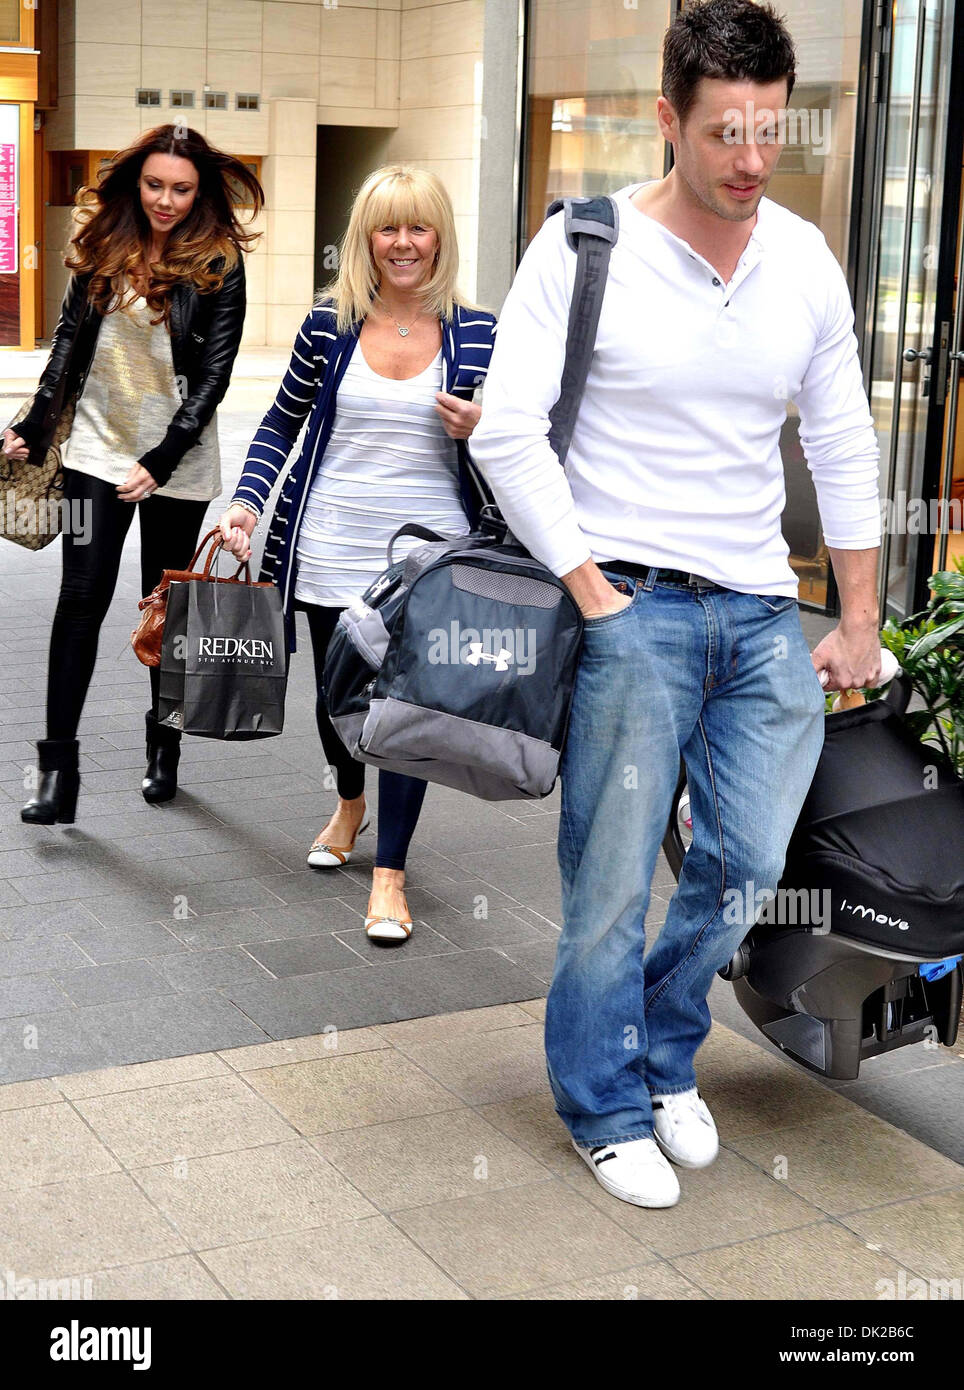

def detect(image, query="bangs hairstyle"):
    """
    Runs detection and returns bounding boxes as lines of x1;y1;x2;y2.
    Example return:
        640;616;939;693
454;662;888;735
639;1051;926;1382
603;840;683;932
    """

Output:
65;124;264;323
323;165;476;333
661;0;796;126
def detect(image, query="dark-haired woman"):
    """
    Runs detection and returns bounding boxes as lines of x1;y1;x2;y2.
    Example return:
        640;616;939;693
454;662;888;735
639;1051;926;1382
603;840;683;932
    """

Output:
4;125;263;824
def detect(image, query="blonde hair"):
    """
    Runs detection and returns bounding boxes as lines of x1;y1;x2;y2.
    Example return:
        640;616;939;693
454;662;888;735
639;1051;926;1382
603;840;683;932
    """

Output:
321;164;477;333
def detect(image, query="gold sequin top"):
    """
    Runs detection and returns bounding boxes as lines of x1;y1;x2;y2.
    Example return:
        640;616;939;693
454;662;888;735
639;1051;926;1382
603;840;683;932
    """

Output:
64;284;221;501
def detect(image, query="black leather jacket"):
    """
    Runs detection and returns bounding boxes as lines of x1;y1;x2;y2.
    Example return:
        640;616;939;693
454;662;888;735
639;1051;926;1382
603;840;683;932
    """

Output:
15;255;246;488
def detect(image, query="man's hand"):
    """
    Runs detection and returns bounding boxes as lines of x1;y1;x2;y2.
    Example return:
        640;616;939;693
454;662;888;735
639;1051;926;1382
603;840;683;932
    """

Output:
117;464;158;503
811;619;882;691
219;504;257;562
562;557;634;619
816;546;882;690
435;392;482;440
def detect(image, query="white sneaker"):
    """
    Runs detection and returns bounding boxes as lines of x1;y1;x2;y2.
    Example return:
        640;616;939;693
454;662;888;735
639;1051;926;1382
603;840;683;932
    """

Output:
572;1136;680;1208
652;1087;719;1169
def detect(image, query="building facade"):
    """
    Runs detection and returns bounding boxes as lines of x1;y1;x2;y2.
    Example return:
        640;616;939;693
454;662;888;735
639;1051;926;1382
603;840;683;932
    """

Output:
5;0;963;617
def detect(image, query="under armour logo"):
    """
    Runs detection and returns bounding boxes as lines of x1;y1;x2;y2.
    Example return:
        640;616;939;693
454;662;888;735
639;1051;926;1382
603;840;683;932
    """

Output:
465;643;512;671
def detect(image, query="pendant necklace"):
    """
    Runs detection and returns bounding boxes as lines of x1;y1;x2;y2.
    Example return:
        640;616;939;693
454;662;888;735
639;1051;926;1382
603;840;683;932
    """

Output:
387;307;419;337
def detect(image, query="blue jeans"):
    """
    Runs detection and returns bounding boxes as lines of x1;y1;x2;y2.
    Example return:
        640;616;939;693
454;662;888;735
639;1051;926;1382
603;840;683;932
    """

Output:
547;566;827;1148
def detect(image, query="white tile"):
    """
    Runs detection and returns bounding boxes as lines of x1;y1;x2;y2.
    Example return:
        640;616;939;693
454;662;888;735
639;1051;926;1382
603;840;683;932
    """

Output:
206;0;265;53
319;56;376;107
263;51;320;101
76;0;141;45
73;42;141;99
143;0;206;48
263;0;321;55
320;5;378;58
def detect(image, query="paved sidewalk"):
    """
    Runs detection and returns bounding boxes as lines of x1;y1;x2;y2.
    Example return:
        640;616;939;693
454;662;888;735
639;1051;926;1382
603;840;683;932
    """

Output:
0;1002;960;1300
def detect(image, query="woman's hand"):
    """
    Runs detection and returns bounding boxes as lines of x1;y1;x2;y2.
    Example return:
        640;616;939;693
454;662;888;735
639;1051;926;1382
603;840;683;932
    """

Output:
117;464;158;503
435;392;482;440
2;429;30;462
219;504;257;563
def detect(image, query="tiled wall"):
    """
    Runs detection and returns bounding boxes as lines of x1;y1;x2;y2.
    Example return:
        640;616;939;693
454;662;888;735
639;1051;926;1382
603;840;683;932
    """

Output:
43;0;488;341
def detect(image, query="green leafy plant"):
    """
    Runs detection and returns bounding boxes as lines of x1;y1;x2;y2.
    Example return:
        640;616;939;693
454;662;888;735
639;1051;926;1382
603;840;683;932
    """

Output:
877;558;964;777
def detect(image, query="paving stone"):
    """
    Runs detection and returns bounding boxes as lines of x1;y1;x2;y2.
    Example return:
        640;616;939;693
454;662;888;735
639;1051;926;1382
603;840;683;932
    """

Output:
198;1213;468;1300
0;1008;109;1083
823;1062;964;1165
243;1048;461;1135
81;891;196;931
313;1109;552;1212
243;933;368;978
509;1263;708;1300
497;939;558;984
391;1179;649;1298
331;922;460;965
224;950;550;1038
0;1078;62;1110
74;1073;298;1167
217;1026;388;1072
67;920;190;962
52;960;174;1008
841;1189;964;1283
730;1110;964;1215
74;991;270;1071
0;1101;120;1189
0;1171;188;1279
151;947;275;992
246;898;373;939
55;1052;232;1100
133;1139;377;1247
670;1221;910;1301
0;973;71;1018
0;935;94;976
0;880;27;908
167;877;290;915
88;1255;228;1299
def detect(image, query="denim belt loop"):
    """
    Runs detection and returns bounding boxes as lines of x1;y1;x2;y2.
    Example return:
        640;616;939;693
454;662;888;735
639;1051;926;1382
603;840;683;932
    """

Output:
643;566;660;592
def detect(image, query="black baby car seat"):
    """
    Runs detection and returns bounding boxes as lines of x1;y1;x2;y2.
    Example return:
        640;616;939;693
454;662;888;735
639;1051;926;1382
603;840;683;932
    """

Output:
727;674;964;1079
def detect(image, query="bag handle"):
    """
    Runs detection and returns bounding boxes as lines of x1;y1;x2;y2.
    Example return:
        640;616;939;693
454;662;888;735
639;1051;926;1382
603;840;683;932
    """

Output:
200;530;251;584
546;194;618;468
387;522;452;566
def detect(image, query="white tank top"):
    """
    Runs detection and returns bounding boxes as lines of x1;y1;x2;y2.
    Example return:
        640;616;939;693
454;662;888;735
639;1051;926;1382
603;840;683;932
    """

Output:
294;344;469;608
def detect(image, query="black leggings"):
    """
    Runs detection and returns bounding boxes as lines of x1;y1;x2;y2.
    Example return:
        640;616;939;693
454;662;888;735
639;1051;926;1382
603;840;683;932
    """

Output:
303;602;427;872
46;469;210;740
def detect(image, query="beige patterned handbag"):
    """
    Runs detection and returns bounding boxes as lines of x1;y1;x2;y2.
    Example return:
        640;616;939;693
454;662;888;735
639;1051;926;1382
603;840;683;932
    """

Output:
1;295;86;552
0;392;78;551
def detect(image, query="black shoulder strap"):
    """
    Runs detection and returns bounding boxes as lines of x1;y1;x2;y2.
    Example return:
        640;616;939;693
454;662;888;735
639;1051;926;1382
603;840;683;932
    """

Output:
545;194;618;466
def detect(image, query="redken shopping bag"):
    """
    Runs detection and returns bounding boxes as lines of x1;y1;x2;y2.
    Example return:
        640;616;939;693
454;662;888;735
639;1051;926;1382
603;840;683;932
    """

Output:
179;574;287;739
156;580;190;730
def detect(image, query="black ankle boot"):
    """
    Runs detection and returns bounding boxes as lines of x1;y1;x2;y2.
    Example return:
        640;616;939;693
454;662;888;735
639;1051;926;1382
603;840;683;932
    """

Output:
142;711;181;804
21;739;81;824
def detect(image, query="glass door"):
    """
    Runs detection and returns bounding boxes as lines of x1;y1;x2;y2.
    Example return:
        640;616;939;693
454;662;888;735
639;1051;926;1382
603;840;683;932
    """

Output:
864;0;960;619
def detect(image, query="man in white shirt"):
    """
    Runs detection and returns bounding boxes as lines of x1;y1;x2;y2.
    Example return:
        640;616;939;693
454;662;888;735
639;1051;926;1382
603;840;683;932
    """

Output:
470;0;883;1210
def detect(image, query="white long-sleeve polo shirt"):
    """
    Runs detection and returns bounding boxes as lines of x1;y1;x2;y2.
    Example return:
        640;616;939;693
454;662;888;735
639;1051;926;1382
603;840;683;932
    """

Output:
470;183;881;596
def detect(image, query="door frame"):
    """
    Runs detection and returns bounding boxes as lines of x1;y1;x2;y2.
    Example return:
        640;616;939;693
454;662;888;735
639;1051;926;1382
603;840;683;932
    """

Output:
849;0;964;618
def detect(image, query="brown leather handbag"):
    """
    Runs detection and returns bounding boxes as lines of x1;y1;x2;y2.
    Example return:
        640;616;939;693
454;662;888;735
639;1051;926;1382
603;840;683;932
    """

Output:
131;527;259;667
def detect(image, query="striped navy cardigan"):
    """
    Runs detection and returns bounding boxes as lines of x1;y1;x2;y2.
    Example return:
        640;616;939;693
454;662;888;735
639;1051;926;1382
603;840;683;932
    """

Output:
231;298;498;652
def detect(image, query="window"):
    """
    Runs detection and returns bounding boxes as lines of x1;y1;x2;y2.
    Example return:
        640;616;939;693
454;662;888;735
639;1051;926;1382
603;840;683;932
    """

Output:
225;158;263;209
136;89;161;107
204;91;228;111
236;93;261;112
170;91;195;108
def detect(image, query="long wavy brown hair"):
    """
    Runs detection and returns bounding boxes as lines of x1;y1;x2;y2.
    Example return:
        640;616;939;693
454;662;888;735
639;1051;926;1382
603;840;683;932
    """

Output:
65;124;264;323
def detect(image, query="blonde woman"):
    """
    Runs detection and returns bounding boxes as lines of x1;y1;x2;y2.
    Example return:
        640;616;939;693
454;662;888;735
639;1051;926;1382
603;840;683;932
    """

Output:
219;165;496;944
